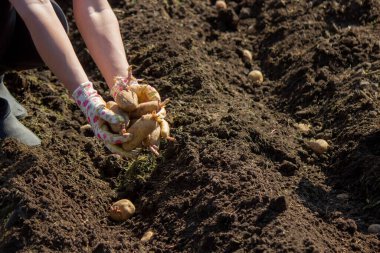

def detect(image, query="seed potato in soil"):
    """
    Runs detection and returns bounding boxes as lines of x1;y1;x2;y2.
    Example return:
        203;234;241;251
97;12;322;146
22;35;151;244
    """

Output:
1;0;380;252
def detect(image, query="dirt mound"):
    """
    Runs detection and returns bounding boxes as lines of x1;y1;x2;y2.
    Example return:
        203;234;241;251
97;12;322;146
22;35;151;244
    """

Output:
1;0;380;252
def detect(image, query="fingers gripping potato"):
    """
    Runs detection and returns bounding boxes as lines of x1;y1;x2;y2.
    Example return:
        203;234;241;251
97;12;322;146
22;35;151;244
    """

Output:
122;112;159;152
104;141;139;159
98;122;133;144
106;101;130;134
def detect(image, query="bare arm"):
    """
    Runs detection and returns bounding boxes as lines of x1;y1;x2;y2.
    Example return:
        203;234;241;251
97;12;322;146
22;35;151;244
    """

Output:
73;0;130;89
9;0;88;93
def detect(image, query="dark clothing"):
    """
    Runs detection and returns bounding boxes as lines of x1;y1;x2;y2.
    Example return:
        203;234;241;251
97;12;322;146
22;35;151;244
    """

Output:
0;1;68;74
0;2;16;65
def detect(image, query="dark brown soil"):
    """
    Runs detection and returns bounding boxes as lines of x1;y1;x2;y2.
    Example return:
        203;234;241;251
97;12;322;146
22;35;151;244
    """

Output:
2;0;380;252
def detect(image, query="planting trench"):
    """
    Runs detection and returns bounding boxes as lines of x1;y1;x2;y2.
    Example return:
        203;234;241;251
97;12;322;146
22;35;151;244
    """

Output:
1;0;380;252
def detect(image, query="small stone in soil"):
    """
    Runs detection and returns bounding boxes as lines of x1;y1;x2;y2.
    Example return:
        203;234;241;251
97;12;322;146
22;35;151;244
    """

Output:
336;193;349;200
296;123;311;133
141;230;154;242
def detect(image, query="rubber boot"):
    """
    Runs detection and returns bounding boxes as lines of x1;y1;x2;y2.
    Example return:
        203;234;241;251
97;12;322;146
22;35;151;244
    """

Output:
0;97;41;146
0;75;28;118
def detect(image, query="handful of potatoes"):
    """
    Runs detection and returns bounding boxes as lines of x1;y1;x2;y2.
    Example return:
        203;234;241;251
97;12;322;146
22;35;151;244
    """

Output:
105;71;174;156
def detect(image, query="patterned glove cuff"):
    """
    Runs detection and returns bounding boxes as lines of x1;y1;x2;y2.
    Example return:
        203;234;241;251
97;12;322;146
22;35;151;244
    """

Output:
72;81;105;124
72;81;96;102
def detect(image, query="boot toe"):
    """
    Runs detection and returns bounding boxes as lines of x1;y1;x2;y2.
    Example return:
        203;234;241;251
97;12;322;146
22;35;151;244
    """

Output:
8;123;41;146
13;105;28;119
0;75;29;119
0;97;41;146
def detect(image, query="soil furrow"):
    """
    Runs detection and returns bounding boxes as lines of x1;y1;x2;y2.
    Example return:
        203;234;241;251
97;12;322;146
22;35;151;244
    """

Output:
1;0;380;252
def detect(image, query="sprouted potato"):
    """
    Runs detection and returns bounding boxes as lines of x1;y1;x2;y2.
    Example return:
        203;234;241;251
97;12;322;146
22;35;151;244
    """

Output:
130;84;161;103
113;89;138;112
159;119;175;142
142;125;161;156
129;98;170;119
122;112;159;152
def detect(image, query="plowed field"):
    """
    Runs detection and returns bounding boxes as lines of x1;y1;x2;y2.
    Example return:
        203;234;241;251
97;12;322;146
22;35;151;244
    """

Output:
1;0;380;252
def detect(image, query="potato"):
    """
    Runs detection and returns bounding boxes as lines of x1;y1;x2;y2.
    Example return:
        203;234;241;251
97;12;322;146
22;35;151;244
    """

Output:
114;89;138;112
215;0;227;10
142;125;161;156
129;101;160;119
127;118;138;128
122;113;159;152
248;70;264;84
106;101;130;134
112;70;139;112
129;98;170;119
130;84;161;103
159;119;175;142
242;49;253;62
109;199;135;221
306;139;329;154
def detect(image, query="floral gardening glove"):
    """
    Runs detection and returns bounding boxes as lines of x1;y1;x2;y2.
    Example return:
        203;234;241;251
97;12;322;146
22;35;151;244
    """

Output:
72;81;132;145
101;124;140;159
